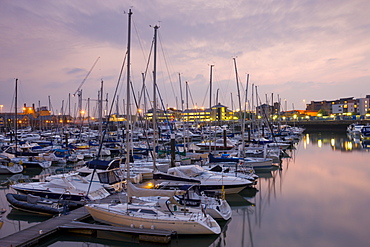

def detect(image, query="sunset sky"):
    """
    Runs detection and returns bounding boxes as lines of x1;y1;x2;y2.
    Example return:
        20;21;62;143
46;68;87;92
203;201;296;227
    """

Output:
1;0;369;116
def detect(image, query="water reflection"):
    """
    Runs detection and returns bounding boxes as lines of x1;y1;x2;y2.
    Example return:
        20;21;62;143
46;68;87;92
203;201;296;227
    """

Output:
6;208;51;223
37;221;231;247
221;162;288;247
1;132;370;246
0;162;82;239
303;132;370;152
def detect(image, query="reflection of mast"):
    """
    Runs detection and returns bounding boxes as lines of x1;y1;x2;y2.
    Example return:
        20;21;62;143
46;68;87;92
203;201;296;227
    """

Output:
240;204;255;247
246;206;254;247
253;169;279;228
279;150;292;193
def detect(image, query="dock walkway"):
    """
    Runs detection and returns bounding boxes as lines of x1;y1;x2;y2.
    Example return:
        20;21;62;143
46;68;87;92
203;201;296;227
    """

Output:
0;193;174;247
0;206;89;247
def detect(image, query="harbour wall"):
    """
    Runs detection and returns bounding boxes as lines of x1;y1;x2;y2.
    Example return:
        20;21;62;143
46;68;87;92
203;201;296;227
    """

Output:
285;120;370;132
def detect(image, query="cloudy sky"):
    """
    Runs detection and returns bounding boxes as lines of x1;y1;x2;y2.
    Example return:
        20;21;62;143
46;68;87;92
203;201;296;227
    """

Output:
1;0;369;116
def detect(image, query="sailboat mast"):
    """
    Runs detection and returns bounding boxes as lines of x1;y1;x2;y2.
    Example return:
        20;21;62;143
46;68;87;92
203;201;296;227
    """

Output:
209;65;214;110
241;74;249;158
233;57;242;112
99;81;103;148
125;9;132;188
179;73;184;111
209;65;214;153
14;78;18;155
186;81;189;110
152;25;159;166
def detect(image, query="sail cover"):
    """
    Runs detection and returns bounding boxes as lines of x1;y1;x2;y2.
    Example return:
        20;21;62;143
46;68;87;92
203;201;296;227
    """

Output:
127;182;186;198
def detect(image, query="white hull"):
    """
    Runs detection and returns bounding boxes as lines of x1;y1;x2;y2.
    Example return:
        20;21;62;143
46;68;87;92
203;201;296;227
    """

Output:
243;157;273;168
202;198;232;220
0;164;23;174
85;202;221;235
12;173;111;201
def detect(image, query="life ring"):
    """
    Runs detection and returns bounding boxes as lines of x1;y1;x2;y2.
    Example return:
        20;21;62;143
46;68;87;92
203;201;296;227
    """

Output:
9;162;14;167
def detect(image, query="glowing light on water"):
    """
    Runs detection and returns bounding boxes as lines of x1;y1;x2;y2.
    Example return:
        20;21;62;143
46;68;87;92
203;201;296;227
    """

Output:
331;138;335;146
345;141;353;151
305;134;310;144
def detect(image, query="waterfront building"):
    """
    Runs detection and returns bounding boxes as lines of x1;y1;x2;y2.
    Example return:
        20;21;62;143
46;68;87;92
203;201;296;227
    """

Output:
0;103;74;132
144;107;181;122
306;96;370;116
181;103;235;123
357;95;370;115
142;103;236;123
306;100;334;113
256;102;280;118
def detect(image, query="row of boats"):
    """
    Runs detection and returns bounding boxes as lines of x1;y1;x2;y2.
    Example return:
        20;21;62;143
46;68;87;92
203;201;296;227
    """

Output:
346;123;370;148
2;124;304;235
347;123;370;139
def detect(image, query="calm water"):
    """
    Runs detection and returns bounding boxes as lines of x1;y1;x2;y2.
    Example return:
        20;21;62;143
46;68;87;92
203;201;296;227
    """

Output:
1;131;370;247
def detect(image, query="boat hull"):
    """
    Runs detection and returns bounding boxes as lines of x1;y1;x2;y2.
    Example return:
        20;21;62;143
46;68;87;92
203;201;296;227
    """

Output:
11;187;86;203
0;164;23;174
157;180;249;194
6;193;79;215
85;203;221;235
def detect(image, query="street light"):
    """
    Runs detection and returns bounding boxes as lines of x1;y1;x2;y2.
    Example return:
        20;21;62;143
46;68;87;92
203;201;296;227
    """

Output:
0;105;3;113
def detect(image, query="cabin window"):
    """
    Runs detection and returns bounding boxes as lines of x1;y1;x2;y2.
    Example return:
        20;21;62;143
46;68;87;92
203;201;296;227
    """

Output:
139;209;157;215
98;171;120;184
128;208;140;212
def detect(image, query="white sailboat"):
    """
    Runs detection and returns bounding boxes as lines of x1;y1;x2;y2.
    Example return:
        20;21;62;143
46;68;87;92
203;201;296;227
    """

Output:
85;10;221;235
147;185;232;221
11;172;111;203
0;155;23;174
85;182;221;234
154;164;253;194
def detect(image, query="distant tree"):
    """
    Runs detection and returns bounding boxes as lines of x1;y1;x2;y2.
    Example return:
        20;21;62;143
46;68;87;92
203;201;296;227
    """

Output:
318;109;329;116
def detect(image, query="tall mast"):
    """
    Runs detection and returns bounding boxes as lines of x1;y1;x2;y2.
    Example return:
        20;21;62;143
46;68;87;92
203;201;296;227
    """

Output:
152;25;159;167
38;100;42;130
250;83;254;135
125;9;133;194
209;65;214;110
179;73;184;111
98;80;103;152
14;78;18;155
233;57;242;112
209;65;213;153
68;93;71;118
87;97;90;127
241;74;249;158
186;81;189;110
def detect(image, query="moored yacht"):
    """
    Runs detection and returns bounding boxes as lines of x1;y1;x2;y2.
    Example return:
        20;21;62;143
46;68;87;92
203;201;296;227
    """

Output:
0;155;23;174
153;165;253;194
85;182;221;234
11;172;111;203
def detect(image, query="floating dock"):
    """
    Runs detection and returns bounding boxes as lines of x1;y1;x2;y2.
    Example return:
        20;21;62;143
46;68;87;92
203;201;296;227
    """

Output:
0;194;175;246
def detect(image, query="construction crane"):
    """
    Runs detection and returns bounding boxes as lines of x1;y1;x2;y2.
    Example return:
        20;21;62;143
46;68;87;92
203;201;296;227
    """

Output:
73;56;100;97
73;56;100;118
